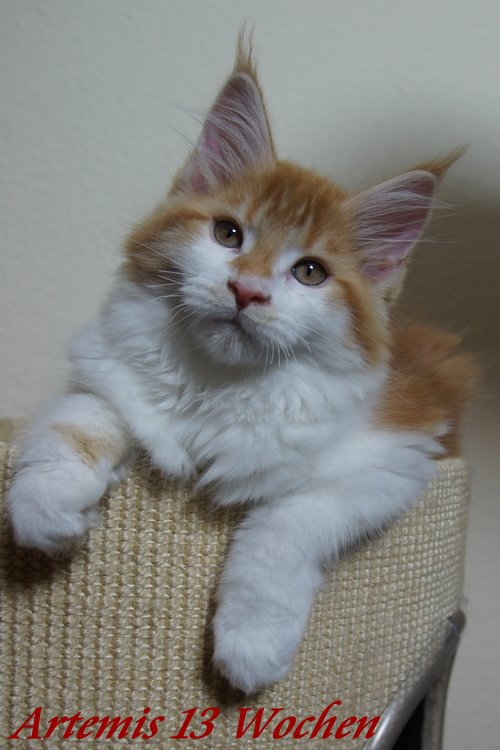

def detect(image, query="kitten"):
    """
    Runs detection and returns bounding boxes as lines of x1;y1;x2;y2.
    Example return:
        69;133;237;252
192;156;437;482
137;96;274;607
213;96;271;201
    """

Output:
6;41;476;694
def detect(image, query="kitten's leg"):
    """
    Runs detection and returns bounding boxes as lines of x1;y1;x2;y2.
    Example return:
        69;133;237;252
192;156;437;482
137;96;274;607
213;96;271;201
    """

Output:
213;432;439;693
213;498;324;694
6;392;130;554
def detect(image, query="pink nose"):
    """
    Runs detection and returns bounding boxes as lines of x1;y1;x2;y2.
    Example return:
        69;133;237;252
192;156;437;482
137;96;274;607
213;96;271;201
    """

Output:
228;280;270;310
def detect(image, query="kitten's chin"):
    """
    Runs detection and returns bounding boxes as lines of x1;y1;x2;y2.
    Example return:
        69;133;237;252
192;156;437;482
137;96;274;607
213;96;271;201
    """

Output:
190;318;266;368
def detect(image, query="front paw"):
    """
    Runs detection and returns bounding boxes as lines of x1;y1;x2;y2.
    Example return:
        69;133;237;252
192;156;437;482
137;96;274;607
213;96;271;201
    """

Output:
7;462;108;555
212;606;297;694
149;439;196;480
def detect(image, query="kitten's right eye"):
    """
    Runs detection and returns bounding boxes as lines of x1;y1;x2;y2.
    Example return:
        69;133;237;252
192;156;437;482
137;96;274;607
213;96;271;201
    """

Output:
213;220;243;249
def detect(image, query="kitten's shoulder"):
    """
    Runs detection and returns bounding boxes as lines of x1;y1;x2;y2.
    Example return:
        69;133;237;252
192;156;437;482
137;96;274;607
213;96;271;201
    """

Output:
375;324;478;455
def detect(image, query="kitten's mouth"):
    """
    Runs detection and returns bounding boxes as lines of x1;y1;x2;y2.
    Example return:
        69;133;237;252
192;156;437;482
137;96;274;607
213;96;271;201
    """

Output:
228;313;246;330
201;310;262;347
190;309;278;367
209;310;250;332
183;300;273;366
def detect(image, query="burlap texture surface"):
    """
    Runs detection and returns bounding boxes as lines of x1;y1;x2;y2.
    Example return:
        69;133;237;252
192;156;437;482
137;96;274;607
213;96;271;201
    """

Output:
0;442;469;748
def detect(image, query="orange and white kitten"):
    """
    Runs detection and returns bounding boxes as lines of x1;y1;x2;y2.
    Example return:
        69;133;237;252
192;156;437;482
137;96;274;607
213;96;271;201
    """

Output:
7;44;475;693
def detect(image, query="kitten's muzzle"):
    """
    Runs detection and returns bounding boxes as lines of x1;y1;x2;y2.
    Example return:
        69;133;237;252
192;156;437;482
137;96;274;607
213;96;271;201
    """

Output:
227;280;271;311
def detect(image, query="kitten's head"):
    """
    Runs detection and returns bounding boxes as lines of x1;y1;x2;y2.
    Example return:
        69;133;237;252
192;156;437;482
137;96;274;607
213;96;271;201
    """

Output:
125;40;460;371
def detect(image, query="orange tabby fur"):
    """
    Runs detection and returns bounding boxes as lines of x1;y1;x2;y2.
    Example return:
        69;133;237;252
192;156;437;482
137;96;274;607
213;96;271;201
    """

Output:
123;47;476;457
377;326;477;455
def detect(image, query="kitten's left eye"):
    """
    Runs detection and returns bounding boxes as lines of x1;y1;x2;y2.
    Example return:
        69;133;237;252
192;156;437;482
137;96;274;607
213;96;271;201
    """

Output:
291;259;328;286
213;219;243;249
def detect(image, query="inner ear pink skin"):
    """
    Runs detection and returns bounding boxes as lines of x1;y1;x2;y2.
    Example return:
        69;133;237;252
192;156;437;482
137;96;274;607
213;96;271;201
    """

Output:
180;72;275;194
345;170;437;284
227;280;271;310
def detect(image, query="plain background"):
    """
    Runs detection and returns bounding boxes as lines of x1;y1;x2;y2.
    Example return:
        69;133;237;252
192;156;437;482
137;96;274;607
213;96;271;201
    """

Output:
1;1;499;746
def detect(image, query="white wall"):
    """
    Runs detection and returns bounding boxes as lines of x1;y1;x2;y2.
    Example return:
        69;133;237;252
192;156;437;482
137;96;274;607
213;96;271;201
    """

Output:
1;1;498;746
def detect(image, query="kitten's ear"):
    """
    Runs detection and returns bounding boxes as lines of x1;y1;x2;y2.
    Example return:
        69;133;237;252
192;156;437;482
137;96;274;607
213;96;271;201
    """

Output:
174;43;275;194
344;151;463;296
345;170;436;289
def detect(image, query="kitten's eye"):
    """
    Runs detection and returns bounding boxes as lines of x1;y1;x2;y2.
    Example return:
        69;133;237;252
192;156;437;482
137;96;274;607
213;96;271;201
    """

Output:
291;259;328;286
213;220;243;249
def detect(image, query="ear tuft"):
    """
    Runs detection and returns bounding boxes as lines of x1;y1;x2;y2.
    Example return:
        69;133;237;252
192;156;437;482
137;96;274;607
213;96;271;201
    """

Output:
233;27;259;80
412;146;467;181
176;35;275;194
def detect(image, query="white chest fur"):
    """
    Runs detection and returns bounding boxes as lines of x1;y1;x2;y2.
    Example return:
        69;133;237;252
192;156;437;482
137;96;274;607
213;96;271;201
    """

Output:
70;281;383;505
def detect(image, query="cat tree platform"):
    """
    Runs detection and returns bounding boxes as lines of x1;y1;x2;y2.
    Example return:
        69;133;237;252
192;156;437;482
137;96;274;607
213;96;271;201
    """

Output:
0;435;469;749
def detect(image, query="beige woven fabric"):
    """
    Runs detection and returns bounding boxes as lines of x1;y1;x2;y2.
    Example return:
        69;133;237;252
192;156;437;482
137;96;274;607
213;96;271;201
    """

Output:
0;442;468;749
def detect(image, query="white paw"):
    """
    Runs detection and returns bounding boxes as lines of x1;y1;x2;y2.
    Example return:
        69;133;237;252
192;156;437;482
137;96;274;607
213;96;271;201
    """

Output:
149;438;196;479
7;460;108;555
109;457;131;484
212;605;300;694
